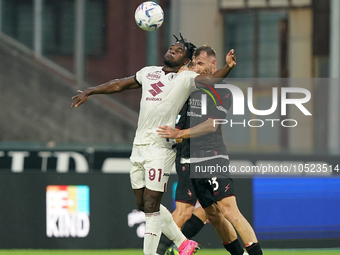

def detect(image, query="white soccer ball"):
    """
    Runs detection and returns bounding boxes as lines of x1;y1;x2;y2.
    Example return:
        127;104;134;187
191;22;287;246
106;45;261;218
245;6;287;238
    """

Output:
135;1;164;31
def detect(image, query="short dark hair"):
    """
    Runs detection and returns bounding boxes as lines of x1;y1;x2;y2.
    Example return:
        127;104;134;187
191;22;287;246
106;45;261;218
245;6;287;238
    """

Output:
194;45;216;59
173;33;196;61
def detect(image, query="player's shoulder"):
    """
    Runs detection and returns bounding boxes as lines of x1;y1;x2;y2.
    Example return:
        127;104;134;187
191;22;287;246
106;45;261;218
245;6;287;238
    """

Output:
138;66;163;73
179;70;199;77
146;65;163;71
215;87;232;100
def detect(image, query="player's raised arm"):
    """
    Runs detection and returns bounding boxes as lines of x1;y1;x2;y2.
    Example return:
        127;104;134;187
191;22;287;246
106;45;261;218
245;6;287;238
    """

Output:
71;75;140;108
213;49;236;78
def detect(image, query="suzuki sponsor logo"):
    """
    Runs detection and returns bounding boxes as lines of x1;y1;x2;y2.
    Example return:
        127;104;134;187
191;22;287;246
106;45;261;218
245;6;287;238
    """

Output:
146;97;162;101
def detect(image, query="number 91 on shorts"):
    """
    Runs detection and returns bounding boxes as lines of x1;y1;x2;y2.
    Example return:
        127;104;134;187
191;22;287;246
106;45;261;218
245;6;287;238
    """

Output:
130;144;176;192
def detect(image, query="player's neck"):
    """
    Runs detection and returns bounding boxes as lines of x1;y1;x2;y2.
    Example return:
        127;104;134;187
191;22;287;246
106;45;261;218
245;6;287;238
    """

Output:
162;66;180;74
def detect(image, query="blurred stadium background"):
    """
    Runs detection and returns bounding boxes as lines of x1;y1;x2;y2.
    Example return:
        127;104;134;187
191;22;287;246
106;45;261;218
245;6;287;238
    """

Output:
0;0;339;253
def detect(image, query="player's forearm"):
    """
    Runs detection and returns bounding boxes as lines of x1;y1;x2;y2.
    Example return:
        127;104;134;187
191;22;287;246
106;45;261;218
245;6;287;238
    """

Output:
87;79;123;95
176;129;190;139
87;76;139;96
195;65;233;85
211;49;236;78
212;64;233;78
177;119;218;139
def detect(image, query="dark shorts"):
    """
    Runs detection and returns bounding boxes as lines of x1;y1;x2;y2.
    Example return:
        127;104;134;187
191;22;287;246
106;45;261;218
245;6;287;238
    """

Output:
190;157;235;208
175;160;197;206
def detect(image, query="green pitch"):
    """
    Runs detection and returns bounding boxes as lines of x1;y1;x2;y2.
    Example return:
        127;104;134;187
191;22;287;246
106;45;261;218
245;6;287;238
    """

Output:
1;249;340;255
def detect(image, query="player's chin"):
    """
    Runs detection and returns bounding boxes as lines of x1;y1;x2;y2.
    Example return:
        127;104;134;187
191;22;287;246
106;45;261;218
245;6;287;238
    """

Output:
164;58;174;66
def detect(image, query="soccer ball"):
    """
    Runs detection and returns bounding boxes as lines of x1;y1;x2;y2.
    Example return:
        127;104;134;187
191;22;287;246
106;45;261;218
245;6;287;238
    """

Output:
135;1;164;31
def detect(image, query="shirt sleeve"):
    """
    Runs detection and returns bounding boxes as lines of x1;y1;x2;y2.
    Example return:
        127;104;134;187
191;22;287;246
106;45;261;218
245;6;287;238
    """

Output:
135;67;148;86
207;89;232;119
181;70;199;94
134;75;142;87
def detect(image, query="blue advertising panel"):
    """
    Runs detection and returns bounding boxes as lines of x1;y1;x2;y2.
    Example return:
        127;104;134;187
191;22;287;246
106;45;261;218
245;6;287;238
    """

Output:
253;177;340;240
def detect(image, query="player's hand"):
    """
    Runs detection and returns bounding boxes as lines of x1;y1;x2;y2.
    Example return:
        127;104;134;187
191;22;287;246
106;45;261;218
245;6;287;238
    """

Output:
226;49;236;69
71;90;90;107
156;125;178;139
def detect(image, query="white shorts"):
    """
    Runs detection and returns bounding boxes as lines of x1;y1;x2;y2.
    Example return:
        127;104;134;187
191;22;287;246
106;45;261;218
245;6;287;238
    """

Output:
130;144;176;192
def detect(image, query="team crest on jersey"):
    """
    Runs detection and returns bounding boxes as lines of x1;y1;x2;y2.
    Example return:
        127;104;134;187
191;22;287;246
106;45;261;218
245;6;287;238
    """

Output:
146;71;161;80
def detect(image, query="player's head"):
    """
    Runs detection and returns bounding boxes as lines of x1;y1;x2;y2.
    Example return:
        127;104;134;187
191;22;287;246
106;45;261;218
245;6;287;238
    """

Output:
192;45;217;75
163;33;196;69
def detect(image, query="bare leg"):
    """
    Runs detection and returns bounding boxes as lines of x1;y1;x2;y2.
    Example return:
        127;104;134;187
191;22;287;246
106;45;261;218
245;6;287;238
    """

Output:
172;201;195;228
133;188;145;211
204;203;238;243
218;196;258;245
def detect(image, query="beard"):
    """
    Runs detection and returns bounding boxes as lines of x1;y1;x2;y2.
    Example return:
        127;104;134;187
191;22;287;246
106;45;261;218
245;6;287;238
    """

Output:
164;56;183;68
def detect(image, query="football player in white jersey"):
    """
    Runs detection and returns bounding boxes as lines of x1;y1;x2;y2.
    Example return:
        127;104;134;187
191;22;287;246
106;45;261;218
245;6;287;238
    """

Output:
72;34;236;255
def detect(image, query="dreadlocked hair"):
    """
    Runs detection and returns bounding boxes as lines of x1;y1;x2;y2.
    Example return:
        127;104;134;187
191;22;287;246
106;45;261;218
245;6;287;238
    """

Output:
173;33;196;61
